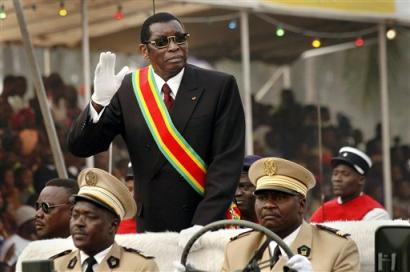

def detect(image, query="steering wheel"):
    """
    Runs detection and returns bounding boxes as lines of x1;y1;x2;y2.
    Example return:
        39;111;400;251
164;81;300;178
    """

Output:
180;219;295;272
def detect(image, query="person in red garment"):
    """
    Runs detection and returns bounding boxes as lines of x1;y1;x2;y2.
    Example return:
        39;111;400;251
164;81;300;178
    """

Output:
310;146;390;222
117;163;137;234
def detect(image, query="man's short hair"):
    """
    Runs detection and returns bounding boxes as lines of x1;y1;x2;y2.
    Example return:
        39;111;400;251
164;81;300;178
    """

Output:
45;178;79;196
140;12;183;43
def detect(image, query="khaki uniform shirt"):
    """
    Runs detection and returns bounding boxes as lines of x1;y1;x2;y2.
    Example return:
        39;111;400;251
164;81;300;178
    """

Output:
51;242;159;272
221;222;360;272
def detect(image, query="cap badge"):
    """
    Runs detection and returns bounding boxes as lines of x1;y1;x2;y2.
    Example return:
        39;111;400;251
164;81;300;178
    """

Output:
342;152;348;157
297;245;311;257
85;171;97;186
264;158;277;176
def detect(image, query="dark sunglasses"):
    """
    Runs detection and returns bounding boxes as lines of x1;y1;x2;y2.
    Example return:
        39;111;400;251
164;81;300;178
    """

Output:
35;202;68;214
144;33;190;49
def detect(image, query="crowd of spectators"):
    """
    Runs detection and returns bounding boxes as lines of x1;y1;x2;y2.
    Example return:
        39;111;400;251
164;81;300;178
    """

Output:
0;75;409;266
252;89;410;218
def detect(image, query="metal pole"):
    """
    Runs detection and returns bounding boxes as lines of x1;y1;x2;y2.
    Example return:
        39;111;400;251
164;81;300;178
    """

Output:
283;65;291;88
108;144;113;174
378;23;393;215
43;48;51;76
81;0;94;168
12;0;67;178
240;10;253;155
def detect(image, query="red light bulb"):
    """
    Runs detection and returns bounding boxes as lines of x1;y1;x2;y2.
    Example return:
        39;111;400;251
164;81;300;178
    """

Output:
355;37;364;47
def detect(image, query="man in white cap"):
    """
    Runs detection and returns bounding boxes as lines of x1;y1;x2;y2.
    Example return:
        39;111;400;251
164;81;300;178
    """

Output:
0;205;37;269
311;146;389;222
51;168;158;271
222;157;360;272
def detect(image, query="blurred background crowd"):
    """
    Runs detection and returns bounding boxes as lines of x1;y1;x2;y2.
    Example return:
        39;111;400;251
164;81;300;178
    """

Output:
0;72;409;250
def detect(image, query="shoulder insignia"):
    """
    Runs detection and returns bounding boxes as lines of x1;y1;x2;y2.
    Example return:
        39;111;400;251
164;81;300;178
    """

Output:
49;249;72;260
123;247;154;259
316;224;350;238
230;229;254;241
107;256;120;268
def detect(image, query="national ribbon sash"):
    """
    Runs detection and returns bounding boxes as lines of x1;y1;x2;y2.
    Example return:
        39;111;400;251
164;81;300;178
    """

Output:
131;66;206;195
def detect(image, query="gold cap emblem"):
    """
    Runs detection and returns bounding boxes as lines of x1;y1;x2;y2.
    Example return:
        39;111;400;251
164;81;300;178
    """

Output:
85;171;97;186
264;158;277;176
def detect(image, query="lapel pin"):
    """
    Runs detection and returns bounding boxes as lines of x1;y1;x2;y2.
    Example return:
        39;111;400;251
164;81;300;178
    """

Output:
297;245;311;257
192;96;197;101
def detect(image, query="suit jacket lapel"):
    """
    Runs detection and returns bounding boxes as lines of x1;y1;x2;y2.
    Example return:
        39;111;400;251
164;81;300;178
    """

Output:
260;239;273;272
171;65;204;133
272;222;313;271
249;233;272;272
67;251;82;272
95;242;122;272
288;222;313;260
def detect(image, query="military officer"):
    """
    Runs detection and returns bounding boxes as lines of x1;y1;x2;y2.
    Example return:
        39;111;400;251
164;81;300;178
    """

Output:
51;168;159;272
221;157;360;272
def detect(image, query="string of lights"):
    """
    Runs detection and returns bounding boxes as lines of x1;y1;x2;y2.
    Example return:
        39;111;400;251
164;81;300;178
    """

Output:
0;0;6;20
58;0;68;17
0;1;400;48
256;13;379;39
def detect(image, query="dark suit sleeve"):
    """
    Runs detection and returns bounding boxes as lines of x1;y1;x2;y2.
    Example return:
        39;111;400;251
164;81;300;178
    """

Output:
191;75;245;225
66;96;123;157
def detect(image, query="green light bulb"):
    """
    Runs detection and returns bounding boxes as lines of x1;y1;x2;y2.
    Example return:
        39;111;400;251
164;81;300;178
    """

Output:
276;27;285;37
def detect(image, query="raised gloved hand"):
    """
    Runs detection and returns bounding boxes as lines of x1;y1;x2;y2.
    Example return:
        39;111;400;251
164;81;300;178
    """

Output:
91;52;129;106
172;261;186;272
178;225;203;252
286;254;313;272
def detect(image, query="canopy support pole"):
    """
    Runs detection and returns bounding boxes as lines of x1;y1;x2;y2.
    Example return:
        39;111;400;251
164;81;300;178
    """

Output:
240;10;253;155
378;23;393;215
13;0;67;178
81;0;95;169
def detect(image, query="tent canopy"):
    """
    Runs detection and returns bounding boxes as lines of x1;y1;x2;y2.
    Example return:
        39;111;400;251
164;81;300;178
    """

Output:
2;0;406;64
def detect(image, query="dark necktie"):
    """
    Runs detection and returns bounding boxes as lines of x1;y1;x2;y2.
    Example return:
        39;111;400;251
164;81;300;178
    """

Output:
162;83;174;111
84;256;97;272
271;245;281;268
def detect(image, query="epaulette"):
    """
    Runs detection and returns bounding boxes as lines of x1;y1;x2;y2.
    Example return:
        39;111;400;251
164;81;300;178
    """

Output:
316;224;350;238
123;247;154;259
230;229;254;241
49;249;72;260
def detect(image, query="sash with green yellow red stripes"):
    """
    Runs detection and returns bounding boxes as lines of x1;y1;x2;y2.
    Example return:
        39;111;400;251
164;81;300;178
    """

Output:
131;66;240;220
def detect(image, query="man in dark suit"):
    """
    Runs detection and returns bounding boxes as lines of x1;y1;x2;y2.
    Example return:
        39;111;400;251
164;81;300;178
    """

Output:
67;12;245;235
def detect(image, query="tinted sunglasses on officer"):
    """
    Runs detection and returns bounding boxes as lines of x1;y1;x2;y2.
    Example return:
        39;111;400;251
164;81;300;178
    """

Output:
35;202;69;214
144;32;190;49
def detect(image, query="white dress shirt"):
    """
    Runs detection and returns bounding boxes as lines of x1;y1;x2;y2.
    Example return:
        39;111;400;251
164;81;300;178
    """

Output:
79;244;113;272
268;225;302;259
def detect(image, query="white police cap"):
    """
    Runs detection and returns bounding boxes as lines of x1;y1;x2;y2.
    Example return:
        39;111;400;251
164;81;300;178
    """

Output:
331;146;372;175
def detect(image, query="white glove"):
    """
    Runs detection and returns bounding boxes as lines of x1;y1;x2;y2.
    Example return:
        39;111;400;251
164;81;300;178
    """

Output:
286;254;313;272
178;225;203;252
91;52;129;106
172;261;186;272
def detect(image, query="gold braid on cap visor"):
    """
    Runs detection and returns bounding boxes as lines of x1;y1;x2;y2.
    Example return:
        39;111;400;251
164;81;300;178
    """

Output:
256;175;308;197
78;186;125;219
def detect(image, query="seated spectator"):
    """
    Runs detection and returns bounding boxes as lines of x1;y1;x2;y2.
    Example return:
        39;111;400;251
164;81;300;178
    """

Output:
35;178;79;239
0;206;36;269
14;166;36;206
234;155;261;222
311;146;390;222
117;162;137;234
